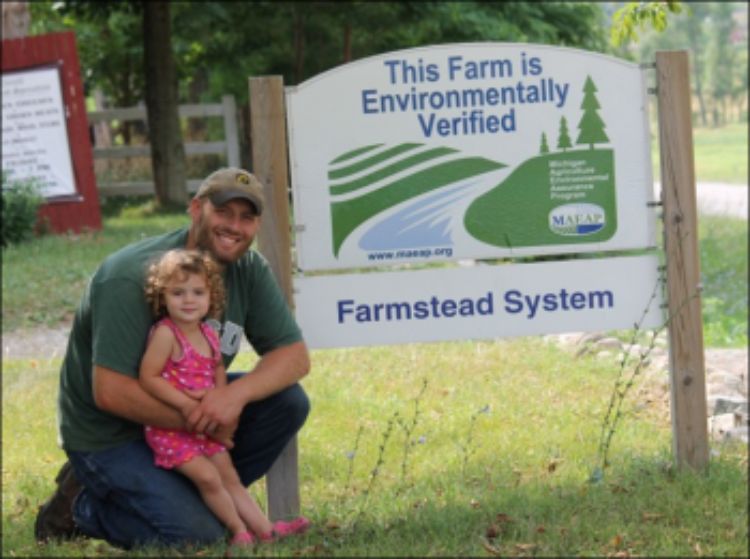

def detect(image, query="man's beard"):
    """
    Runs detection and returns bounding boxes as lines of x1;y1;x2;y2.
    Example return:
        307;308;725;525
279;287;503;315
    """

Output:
194;212;243;265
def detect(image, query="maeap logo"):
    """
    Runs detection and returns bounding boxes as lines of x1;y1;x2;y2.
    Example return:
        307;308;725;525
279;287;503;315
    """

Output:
548;203;606;236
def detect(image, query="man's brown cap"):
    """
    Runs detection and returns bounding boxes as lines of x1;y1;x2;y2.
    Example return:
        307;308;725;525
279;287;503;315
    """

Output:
194;167;264;215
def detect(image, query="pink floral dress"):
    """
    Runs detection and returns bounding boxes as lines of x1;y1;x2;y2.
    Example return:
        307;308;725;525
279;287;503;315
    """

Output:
144;317;226;469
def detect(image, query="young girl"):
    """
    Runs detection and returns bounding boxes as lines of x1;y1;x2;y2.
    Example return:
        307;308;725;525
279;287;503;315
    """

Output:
140;249;309;547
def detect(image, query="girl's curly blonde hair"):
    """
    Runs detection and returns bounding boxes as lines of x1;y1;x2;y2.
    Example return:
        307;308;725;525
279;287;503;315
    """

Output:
144;249;225;319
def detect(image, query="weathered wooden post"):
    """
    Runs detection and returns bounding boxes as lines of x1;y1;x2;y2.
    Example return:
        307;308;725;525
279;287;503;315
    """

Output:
248;75;300;519
222;94;241;168
655;50;709;470
1;1;30;40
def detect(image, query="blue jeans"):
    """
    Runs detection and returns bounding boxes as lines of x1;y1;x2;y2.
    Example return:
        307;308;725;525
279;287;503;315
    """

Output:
67;380;310;550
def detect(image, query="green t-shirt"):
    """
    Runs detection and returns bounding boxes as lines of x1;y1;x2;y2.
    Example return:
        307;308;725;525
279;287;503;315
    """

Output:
58;228;303;452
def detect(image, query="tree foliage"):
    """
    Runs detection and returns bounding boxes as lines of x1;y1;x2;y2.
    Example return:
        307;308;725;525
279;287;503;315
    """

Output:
628;2;747;126
610;1;683;47
1;173;43;247
31;1;608;109
26;1;614;195
704;3;737;124
32;2;143;107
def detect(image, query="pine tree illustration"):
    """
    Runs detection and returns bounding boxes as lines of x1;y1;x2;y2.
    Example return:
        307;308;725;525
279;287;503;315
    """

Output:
576;76;609;149
557;117;572;152
540;132;549;154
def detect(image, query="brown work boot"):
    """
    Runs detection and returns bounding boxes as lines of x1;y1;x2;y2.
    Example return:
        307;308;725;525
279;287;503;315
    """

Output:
34;461;83;542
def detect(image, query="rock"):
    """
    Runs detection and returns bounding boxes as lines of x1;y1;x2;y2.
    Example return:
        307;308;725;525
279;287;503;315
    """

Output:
579;332;605;345
706;371;745;396
643;353;669;377
726;426;749;444
596;337;624;350
547;333;579;347
708;411;748;442
626;344;646;358
707;395;748;416
705;348;748;374
549;331;749;446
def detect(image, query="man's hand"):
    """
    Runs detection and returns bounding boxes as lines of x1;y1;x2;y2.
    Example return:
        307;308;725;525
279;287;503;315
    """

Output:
179;397;201;421
210;419;238;449
178;388;207;420
186;384;244;439
182;340;311;447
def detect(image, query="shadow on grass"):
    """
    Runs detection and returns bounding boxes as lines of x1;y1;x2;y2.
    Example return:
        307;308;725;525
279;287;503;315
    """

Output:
316;452;748;557
4;445;746;558
4;345;746;557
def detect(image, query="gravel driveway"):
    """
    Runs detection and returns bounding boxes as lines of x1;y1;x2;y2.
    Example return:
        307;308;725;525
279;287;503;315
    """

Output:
655;181;748;219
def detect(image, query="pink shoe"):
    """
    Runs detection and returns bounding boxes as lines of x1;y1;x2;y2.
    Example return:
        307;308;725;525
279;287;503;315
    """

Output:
259;516;311;542
230;531;256;546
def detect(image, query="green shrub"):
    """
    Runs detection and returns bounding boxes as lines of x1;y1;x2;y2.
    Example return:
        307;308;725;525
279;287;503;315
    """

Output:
1;174;44;247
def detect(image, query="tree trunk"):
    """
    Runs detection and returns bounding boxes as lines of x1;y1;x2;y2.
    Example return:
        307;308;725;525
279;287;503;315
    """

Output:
238;103;252;171
693;62;708;127
685;13;707;127
143;1;187;207
293;7;305;84
187;68;209;141
116;52;137;144
343;22;352;63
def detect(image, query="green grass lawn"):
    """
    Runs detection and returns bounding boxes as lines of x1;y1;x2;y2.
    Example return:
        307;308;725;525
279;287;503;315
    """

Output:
1;210;188;330
692;123;748;184
3;339;747;557
1;118;747;556
699;215;748;347
652;122;748;184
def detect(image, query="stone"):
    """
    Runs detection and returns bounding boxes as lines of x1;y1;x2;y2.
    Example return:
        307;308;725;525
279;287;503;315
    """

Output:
706;372;745;396
707;395;748;416
596;337;624;350
726;426;749;444
579;332;605;345
708;412;747;442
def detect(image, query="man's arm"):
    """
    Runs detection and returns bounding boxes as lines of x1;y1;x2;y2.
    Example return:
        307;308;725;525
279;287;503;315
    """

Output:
187;340;310;434
93;366;236;448
93;365;185;429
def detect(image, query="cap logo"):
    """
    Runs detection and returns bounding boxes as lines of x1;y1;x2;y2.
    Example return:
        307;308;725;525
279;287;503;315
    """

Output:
236;173;250;185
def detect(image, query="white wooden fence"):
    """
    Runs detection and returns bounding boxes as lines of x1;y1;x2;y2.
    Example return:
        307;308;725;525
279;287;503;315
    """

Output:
87;95;240;197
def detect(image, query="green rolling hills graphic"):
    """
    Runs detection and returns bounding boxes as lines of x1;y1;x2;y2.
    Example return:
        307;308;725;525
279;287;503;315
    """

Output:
330;147;459;196
464;149;616;247
329;143;385;165
330;143;421;179
329;143;505;256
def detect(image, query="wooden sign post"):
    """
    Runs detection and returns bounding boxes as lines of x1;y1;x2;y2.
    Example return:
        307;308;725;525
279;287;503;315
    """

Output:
244;48;710;520
249;76;300;520
655;50;709;470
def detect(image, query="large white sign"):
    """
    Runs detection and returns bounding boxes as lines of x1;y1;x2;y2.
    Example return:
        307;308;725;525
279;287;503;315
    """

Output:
295;254;664;349
1;66;77;198
286;43;656;271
